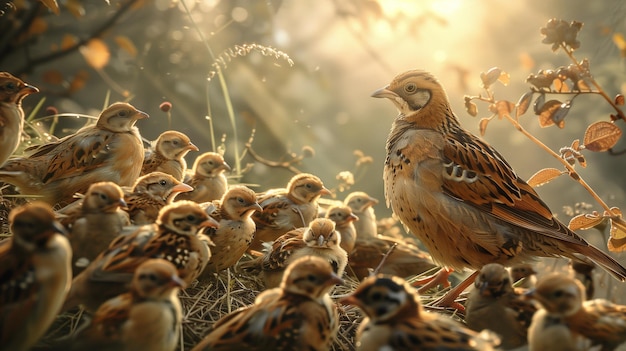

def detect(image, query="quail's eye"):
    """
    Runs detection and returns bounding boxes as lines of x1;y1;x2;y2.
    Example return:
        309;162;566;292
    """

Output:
370;291;383;302
237;196;245;204
186;214;197;222
404;82;417;93
172;140;180;146
99;193;108;201
307;274;317;282
118;110;129;117
159;180;169;186
208;160;214;166
305;183;313;189
553;290;564;298
4;82;16;91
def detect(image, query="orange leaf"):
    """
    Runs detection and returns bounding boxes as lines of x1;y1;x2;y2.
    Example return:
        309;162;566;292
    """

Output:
42;70;64;85
568;212;604;231
494;100;515;119
28;17;48;36
65;0;85;18
583;121;622;152
465;100;478;117
479;117;490;136
61;34;77;51
608;236;626;252
39;0;60;14
537;100;561;128
69;70;89;93
80;39;110;69
615;94;625;106
498;71;510;86
527;168;563;188
481;67;501;88
515;91;533;117
114;36;138;58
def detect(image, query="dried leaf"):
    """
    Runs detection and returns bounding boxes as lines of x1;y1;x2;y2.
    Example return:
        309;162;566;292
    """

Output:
465;100;478;117
610;216;626;240
551;100;572;128
80;39;110;69
42;70;64;85
61;34;78;51
527;168;564;188
553;78;570;93
571;139;580;150
40;0;60;14
494;100;515;119
65;0;85;18
533;93;546;115
69;70;89;93
114;35;138;58
498;71;510;86
537;100;562;128
608;236;626;252
568;212;604;231
515;91;533;117
28;17;48;36
479;117;491;136
481;67;501;88
583;121;622;152
613;33;626;57
615;94;625;106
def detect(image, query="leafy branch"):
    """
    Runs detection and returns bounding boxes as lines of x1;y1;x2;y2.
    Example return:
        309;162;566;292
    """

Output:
464;19;626;252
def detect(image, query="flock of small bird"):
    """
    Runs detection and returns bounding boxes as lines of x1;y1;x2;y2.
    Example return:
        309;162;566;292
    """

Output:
1;69;626;351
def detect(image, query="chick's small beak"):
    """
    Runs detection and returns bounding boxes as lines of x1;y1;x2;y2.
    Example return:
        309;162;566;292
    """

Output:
22;84;39;95
328;272;344;286
200;216;220;229
187;142;199;152
170;274;186;288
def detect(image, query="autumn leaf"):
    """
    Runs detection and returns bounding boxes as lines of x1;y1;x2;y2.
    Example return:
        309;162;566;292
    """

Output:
80;39;110;69
481;67;501;89
498;70;510;86
515;91;533;117
115;36;138;58
612;33;626;57
40;0;60;14
583;121;622;152
527;168;564;187
465;100;478;117
615;94;625;106
479;117;491;136
494;100;515;119
537;100;562;128
568;212;604;231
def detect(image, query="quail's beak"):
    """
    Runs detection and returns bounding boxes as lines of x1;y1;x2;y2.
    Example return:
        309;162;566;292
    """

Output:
134;109;150;120
319;187;332;196
186;142;200;152
119;198;128;209
170;274;186;288
250;202;263;213
317;235;325;247
328;272;345;286
349;213;359;222
21;84;39;95
339;294;359;306
371;86;396;99
52;220;69;236
220;162;232;172
172;183;194;194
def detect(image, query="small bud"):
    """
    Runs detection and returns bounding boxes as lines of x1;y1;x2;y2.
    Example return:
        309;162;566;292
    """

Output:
159;101;172;113
45;106;59;116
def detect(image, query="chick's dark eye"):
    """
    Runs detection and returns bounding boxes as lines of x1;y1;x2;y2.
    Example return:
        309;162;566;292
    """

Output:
118;110;129;117
307;274;317;282
4;82;16;91
553;290;564;298
404;82;417;93
159;180;167;186
370;292;382;302
186;215;196;221
172;140;180;145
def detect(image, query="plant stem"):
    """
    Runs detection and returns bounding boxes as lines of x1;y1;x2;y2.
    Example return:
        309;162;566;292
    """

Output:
180;1;241;175
502;113;612;213
562;44;626;122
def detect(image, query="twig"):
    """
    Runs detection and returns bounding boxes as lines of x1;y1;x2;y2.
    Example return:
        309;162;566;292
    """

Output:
245;140;302;174
14;0;139;75
372;242;397;275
